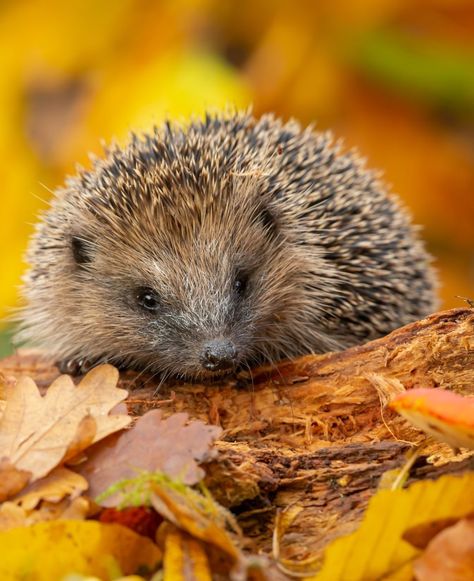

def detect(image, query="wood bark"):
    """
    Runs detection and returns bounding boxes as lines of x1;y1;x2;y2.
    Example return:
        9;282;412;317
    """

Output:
1;307;473;560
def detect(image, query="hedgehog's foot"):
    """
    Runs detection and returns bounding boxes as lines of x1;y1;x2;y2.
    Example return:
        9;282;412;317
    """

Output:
57;356;132;376
57;357;104;376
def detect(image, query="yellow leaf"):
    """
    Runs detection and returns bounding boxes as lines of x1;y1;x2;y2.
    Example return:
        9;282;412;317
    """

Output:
0;520;161;580
310;472;474;581
273;504;304;558
163;525;212;581
0;365;130;482
62;577;146;581
272;504;321;576
84;50;250;144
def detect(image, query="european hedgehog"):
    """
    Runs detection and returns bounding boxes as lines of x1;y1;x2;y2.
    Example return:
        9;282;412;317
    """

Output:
17;111;437;379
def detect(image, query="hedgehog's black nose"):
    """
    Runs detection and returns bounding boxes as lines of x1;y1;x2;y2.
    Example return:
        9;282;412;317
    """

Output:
200;339;237;372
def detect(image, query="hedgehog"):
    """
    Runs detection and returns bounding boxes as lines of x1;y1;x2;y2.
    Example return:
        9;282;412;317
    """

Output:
17;110;438;379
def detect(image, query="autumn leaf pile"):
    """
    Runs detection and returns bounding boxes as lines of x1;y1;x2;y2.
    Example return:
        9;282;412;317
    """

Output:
0;361;473;580
0;365;249;580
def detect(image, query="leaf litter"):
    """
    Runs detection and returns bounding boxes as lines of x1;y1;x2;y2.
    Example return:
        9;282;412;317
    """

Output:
0;363;473;580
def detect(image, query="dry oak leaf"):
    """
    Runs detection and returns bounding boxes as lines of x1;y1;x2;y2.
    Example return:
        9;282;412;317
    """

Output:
79;409;222;504
0;502;31;532
390;388;474;449
0;459;31;502
414;517;474;580
0;496;89;532
11;466;88;510
0;365;131;483
0;463;89;533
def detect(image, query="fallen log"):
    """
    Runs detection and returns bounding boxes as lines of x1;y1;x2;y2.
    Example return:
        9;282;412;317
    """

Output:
1;308;473;560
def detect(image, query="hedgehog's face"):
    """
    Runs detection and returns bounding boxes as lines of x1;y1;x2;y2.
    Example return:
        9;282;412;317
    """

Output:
58;198;307;380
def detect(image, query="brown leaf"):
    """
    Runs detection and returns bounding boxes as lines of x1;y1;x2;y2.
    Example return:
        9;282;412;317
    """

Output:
414;518;474;580
0;496;90;532
0;466;90;532
0;365;131;481
11;466;88;511
403;515;473;550
0;502;28;531
0;459;31;502
79;409;222;503
59;496;90;520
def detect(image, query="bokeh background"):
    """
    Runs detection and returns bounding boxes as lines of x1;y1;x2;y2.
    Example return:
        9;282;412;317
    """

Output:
0;0;473;356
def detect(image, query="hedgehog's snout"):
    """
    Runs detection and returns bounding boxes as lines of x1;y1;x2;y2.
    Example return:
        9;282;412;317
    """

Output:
199;338;238;372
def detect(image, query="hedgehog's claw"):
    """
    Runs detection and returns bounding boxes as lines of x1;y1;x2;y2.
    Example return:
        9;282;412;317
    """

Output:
57;357;100;376
57;356;131;375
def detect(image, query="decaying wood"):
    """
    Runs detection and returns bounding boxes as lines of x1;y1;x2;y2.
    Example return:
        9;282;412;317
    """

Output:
1;308;473;561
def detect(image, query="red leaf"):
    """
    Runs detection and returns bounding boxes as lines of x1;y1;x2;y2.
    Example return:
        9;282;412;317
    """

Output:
99;506;162;540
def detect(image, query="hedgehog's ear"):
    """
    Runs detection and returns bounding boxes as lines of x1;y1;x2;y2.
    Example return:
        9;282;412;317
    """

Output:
258;205;278;238
71;235;94;265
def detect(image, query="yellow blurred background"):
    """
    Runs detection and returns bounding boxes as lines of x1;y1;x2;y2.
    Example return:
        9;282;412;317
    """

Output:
0;0;473;355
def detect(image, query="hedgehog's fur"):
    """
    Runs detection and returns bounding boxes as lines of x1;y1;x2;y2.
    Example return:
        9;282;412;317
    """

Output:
17;110;438;379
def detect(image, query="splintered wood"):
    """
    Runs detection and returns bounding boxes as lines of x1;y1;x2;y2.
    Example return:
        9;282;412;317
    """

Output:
1;308;473;560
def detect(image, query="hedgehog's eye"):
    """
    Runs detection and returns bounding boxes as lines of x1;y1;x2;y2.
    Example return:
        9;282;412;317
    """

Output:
71;235;93;265
136;287;160;312
234;273;248;297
